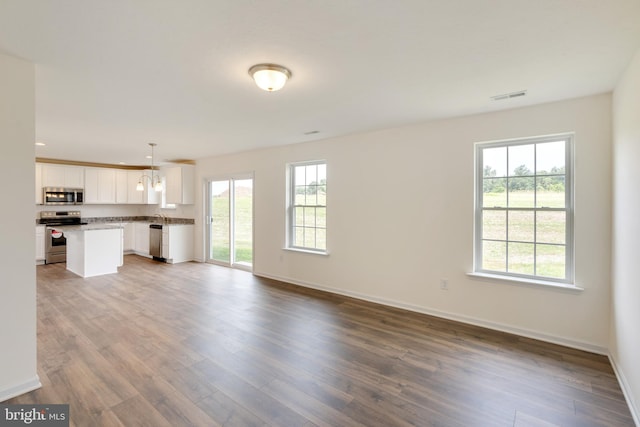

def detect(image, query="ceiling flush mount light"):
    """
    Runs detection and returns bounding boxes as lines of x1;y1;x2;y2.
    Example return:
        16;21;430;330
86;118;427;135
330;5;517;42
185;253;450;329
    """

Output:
35;142;46;146
136;143;163;192
248;63;291;91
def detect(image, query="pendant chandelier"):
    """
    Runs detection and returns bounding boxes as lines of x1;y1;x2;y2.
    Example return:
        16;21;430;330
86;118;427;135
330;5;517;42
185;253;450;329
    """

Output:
136;143;163;192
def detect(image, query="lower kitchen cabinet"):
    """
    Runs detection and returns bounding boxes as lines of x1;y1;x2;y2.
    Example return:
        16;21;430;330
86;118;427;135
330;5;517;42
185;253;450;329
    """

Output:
36;225;45;264
134;222;150;256
120;222;194;261
122;222;135;253
162;224;193;263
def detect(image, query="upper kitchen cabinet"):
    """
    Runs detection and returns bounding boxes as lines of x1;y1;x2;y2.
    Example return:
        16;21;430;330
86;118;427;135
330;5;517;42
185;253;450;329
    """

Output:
126;170;144;204
37;163;84;204
84;167;116;204
165;165;195;205
127;169;159;205
115;169;158;205
115;170;128;204
41;163;84;188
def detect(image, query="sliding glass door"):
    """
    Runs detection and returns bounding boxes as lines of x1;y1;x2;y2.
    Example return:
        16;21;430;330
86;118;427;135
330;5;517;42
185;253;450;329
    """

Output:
207;176;253;269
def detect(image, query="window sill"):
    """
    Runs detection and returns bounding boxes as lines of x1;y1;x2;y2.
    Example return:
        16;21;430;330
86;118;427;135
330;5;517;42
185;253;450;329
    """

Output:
283;247;330;256
467;272;584;292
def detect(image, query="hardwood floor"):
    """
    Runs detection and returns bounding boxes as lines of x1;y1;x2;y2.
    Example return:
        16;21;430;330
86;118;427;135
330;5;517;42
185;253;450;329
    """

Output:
8;255;634;426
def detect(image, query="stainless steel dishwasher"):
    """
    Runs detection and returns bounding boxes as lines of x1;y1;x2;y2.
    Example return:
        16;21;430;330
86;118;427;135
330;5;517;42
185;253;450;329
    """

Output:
149;224;164;260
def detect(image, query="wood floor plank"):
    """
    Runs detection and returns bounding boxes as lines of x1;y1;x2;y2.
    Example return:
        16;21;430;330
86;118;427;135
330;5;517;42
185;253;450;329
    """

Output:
261;378;364;427
191;357;310;426
5;255;634;426
110;395;173;427
194;391;270;427
514;411;560;427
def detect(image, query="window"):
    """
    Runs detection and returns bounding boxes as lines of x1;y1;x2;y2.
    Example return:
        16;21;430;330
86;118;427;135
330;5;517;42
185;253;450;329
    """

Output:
288;161;327;252
474;134;573;283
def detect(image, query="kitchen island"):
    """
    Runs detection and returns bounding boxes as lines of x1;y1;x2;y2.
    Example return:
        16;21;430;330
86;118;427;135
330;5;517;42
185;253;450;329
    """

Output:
64;224;123;278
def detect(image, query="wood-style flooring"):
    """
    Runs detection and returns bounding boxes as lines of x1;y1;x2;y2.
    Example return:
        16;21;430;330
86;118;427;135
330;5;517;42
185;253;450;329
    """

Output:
8;255;634;426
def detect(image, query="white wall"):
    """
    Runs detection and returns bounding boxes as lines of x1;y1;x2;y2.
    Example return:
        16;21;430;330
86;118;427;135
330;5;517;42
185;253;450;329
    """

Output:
611;47;640;423
0;52;40;400
195;93;612;352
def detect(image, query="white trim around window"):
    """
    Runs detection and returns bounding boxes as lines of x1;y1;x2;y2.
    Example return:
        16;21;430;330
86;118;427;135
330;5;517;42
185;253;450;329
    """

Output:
287;160;327;254
474;133;574;285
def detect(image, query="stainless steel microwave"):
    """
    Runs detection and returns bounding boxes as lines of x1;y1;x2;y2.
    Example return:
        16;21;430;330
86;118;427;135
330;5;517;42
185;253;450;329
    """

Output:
43;187;84;205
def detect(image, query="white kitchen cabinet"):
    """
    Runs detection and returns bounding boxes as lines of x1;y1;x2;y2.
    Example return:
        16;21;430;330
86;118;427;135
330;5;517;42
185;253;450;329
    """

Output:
165;165;195;205
145;170;161;205
35;163;42;204
122;222;135;253
134;222;151;256
43;164;64;187
66;227;123;277
65;166;84;188
162;224;194;263
36;225;45;263
115;170;128;204
123;170;159;205
127;170;159;205
126;170;144;204
84;167;116;204
84;168;98;203
41;164;84;188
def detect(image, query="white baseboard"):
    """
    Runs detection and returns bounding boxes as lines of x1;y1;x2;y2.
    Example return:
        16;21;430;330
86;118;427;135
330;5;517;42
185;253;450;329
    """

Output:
254;271;608;355
608;354;640;426
0;376;41;402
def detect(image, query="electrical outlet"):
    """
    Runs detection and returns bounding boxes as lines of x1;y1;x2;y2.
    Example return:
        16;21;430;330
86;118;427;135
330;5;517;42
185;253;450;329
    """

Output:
440;279;449;290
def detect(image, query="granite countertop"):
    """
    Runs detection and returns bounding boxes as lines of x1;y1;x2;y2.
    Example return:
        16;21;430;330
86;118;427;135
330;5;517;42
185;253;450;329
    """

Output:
37;216;195;226
83;216;194;225
52;224;124;232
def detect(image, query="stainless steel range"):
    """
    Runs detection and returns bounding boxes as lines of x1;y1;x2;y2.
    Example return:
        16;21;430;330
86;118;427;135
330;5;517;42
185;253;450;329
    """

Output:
39;211;85;264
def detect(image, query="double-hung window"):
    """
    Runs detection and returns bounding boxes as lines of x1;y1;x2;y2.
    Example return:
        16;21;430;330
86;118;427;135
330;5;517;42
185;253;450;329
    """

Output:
474;134;574;284
288;161;327;252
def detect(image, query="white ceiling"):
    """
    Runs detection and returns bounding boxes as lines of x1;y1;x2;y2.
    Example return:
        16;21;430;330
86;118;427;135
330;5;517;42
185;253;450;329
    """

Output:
1;1;639;166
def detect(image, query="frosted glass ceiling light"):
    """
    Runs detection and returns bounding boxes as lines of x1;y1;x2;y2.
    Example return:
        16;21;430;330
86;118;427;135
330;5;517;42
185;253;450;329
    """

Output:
137;142;162;192
248;63;291;91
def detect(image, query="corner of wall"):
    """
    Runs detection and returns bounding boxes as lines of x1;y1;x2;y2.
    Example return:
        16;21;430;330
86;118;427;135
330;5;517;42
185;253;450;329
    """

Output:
0;52;39;402
610;45;640;425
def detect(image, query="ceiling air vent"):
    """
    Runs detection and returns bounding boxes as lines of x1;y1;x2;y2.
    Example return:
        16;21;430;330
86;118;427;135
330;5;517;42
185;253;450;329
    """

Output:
491;90;527;101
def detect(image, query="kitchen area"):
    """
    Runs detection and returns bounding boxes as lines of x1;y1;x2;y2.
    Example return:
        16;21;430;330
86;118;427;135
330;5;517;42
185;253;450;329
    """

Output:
35;161;196;277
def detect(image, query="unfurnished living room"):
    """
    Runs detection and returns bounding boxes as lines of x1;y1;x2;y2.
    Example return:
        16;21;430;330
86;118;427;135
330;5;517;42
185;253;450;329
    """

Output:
1;1;640;426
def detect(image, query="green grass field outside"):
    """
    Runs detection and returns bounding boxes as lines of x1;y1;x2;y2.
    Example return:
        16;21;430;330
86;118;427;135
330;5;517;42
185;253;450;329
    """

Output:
210;191;253;264
482;190;566;278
